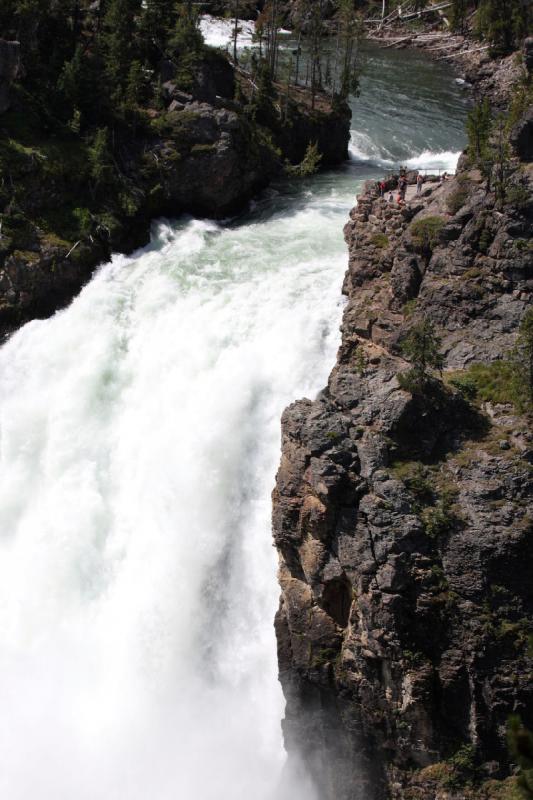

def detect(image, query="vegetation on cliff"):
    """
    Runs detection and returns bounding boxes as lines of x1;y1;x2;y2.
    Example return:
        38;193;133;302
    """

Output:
0;0;354;336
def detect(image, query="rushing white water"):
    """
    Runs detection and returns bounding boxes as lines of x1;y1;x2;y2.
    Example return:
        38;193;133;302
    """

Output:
200;14;256;48
0;200;347;800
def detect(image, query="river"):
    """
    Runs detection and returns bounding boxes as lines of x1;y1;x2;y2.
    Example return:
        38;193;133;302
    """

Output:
0;32;468;800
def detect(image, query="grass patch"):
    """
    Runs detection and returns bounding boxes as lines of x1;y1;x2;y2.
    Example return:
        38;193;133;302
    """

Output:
446;361;515;406
402;298;417;317
410;216;445;254
371;232;389;249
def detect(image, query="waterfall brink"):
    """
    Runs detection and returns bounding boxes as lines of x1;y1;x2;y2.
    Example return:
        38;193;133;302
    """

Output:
0;207;345;800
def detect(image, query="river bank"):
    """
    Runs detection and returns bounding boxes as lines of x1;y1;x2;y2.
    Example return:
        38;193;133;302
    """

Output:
367;25;530;111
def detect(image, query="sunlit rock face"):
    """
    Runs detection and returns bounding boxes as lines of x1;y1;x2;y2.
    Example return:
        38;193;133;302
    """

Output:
273;163;533;799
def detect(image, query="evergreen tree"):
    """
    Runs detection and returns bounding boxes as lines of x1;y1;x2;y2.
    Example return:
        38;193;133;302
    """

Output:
477;0;531;55
336;0;362;102
466;98;492;165
229;0;244;64
139;0;178;60
451;0;468;32
89;127;114;196
400;319;444;391
101;0;141;99
308;0;326;109
125;60;147;109
58;44;86;115
169;7;204;90
490;116;511;207
254;59;277;122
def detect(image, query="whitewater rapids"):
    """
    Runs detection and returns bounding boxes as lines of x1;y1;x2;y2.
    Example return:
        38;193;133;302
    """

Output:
0;201;347;800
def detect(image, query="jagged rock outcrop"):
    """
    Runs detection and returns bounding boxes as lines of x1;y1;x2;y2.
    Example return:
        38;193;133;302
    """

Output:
0;101;279;335
273;154;533;797
0;39;20;113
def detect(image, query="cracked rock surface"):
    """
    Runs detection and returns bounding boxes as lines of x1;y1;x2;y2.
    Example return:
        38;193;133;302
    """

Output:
273;152;533;799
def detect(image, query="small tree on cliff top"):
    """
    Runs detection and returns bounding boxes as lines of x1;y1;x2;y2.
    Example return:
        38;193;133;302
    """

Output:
466;98;492;165
399;318;444;393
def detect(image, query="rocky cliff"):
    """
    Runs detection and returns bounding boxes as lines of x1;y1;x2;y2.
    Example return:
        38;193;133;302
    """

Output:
273;67;533;800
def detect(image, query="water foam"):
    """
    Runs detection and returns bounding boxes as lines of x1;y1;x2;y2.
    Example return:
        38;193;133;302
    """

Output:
349;131;461;174
0;202;346;800
404;149;462;173
200;14;256;48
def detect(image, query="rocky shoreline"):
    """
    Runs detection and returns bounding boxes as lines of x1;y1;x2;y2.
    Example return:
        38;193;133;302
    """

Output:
273;39;533;800
368;26;529;112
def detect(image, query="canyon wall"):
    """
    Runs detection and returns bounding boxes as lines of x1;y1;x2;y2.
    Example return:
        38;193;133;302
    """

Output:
273;71;533;800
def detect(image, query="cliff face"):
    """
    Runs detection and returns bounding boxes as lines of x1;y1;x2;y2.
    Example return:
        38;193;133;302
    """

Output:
273;121;533;798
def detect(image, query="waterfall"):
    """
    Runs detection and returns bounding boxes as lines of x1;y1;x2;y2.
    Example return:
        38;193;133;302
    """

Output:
0;205;347;800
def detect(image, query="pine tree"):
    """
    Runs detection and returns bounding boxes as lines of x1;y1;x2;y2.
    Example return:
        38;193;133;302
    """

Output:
125;60;146;109
491;116;511;207
451;0;468;32
477;0;531;55
336;0;362;102
139;0;178;60
89;127;114;196
58;44;86;115
399;319;444;392
254;59;277;123
229;0;243;64
308;0;326;109
466;98;492;165
101;0;141;95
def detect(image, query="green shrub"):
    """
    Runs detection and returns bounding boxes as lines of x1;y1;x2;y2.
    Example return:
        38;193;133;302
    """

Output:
286;141;323;178
391;461;434;510
444;744;478;789
403;299;417;318
506;183;531;211
72;207;93;238
371;232;389;249
422;492;459;539
410;216;445;255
